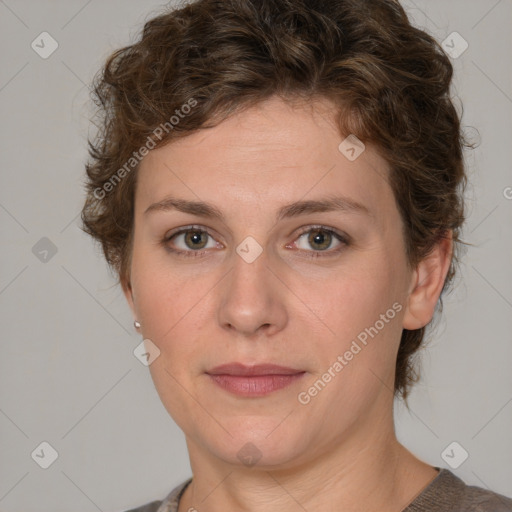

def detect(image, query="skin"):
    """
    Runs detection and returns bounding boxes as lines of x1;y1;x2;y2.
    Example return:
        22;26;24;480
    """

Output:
123;96;452;512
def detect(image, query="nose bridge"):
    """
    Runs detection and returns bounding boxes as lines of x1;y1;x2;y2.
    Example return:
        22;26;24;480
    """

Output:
217;241;287;336
230;244;269;295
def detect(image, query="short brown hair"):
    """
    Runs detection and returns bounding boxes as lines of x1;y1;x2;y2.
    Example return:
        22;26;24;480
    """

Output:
81;0;472;400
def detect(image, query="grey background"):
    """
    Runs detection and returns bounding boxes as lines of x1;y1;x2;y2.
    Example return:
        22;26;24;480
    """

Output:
0;0;511;511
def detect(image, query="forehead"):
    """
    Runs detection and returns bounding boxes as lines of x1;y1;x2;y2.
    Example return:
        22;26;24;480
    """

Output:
136;96;393;219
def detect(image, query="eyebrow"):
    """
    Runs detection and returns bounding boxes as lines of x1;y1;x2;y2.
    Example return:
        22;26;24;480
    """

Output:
144;194;372;221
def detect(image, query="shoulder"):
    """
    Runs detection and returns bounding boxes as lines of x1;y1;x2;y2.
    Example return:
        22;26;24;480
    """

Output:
460;479;512;512
120;478;192;512
123;501;163;512
406;468;512;512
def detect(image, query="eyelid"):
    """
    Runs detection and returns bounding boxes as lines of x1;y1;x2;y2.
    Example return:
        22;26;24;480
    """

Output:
164;224;220;242
293;224;349;243
288;224;349;256
163;225;223;256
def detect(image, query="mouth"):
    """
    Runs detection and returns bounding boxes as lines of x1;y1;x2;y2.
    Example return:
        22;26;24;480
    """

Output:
205;363;306;397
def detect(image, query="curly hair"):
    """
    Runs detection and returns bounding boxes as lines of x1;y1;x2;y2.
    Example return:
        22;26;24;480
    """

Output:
81;0;472;400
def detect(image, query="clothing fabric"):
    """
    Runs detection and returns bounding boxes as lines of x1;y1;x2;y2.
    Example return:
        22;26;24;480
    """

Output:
123;467;512;512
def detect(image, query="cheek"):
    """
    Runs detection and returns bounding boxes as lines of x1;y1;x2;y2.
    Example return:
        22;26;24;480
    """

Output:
300;255;406;394
296;270;403;421
131;244;194;322
131;258;210;424
130;248;214;366
307;258;402;338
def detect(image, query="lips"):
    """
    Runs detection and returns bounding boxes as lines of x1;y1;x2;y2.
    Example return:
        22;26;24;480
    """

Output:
206;363;306;397
206;362;303;376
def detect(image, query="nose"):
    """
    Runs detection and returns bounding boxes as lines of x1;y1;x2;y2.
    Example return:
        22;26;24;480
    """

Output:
217;246;288;338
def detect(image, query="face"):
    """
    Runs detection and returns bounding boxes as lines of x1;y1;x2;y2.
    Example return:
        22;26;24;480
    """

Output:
124;96;427;469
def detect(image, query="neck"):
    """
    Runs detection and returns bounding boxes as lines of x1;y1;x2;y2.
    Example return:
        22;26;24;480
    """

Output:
178;405;437;512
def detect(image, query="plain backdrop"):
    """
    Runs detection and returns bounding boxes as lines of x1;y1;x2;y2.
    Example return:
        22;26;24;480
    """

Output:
1;1;511;511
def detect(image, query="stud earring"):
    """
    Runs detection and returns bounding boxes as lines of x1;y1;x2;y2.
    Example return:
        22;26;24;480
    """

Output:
134;320;141;329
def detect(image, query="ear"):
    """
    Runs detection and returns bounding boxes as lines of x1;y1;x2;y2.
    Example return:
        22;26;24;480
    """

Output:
402;231;453;330
121;275;136;316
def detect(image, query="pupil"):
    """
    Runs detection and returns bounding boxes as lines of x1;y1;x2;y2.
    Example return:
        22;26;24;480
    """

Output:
186;230;207;249
309;229;330;250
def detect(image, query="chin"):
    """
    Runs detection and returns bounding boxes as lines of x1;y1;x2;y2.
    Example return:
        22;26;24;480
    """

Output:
195;419;310;470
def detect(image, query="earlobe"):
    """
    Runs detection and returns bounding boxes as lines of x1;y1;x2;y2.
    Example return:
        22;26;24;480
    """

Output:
402;231;453;330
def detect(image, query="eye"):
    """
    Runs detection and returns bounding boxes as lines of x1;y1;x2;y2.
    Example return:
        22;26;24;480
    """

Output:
162;224;349;259
290;226;348;257
163;226;220;257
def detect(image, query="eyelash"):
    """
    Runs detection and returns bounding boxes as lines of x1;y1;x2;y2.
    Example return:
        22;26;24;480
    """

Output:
162;224;350;259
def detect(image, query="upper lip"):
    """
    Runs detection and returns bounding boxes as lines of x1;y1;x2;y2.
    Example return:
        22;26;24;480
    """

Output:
206;363;304;376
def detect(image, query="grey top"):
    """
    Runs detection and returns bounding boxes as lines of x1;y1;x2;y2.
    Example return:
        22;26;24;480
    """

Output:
124;467;512;512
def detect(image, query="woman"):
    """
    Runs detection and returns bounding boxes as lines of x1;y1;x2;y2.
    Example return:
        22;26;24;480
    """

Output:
81;0;512;510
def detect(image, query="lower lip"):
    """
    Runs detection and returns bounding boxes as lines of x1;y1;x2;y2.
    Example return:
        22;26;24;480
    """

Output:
207;373;306;397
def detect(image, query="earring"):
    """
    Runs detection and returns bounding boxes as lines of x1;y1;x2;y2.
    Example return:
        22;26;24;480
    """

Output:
134;320;141;330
